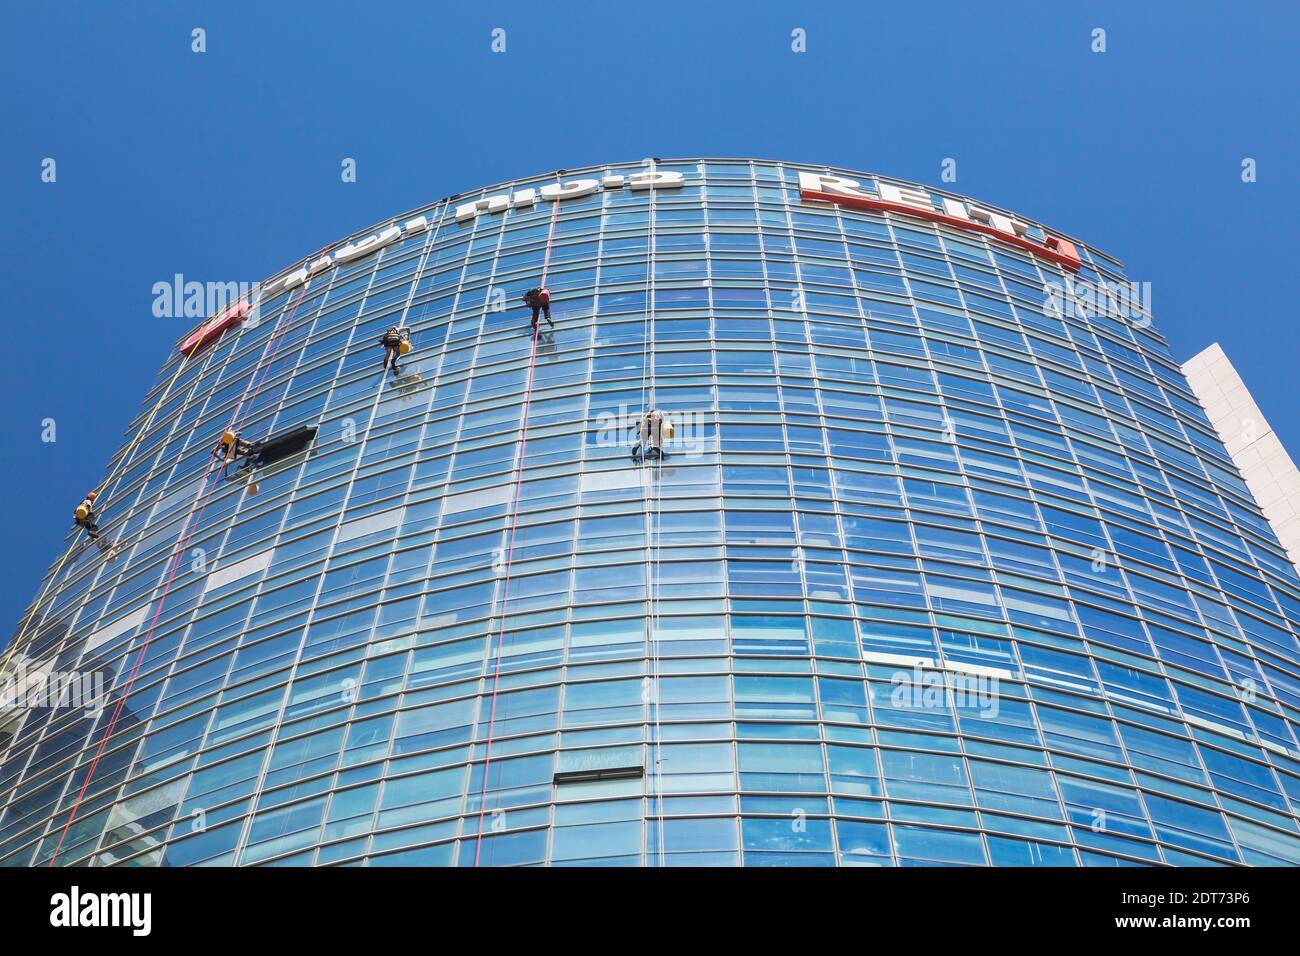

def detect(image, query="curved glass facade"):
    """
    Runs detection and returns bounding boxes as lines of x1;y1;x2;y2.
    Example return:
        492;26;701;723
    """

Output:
3;159;1300;868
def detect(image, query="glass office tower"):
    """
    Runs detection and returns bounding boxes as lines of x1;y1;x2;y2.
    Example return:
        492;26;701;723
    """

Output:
3;159;1300;867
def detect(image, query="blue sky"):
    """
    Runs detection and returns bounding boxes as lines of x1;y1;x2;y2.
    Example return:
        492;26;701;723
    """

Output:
2;0;1297;634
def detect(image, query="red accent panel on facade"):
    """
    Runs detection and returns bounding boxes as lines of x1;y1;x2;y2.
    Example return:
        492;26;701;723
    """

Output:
178;300;251;356
799;188;1082;272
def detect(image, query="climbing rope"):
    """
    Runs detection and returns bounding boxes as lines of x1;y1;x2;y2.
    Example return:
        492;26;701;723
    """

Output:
473;176;562;866
46;281;313;865
0;265;325;688
649;446;666;866
0;348;200;682
226;282;307;438
225;203;449;864
48;456;222;864
216;285;312;482
638;174;668;866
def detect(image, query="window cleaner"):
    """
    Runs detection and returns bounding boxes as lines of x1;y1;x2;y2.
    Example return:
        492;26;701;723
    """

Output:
73;491;100;540
212;428;254;463
631;409;673;463
523;287;554;333
212;428;260;490
379;325;411;376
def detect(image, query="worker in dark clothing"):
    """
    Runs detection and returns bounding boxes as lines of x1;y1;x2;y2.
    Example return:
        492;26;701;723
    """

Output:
213;428;254;463
631;409;672;463
379;326;411;376
74;491;100;540
523;287;554;333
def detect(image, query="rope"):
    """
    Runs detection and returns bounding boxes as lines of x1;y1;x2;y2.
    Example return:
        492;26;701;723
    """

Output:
227;203;447;863
473;178;561;866
639;177;668;866
227;283;308;435
639;180;654;422
650;451;666;866
46;282;311;865
216;284;313;483
0;270;321;687
0;340;201;681
48;457;221;864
